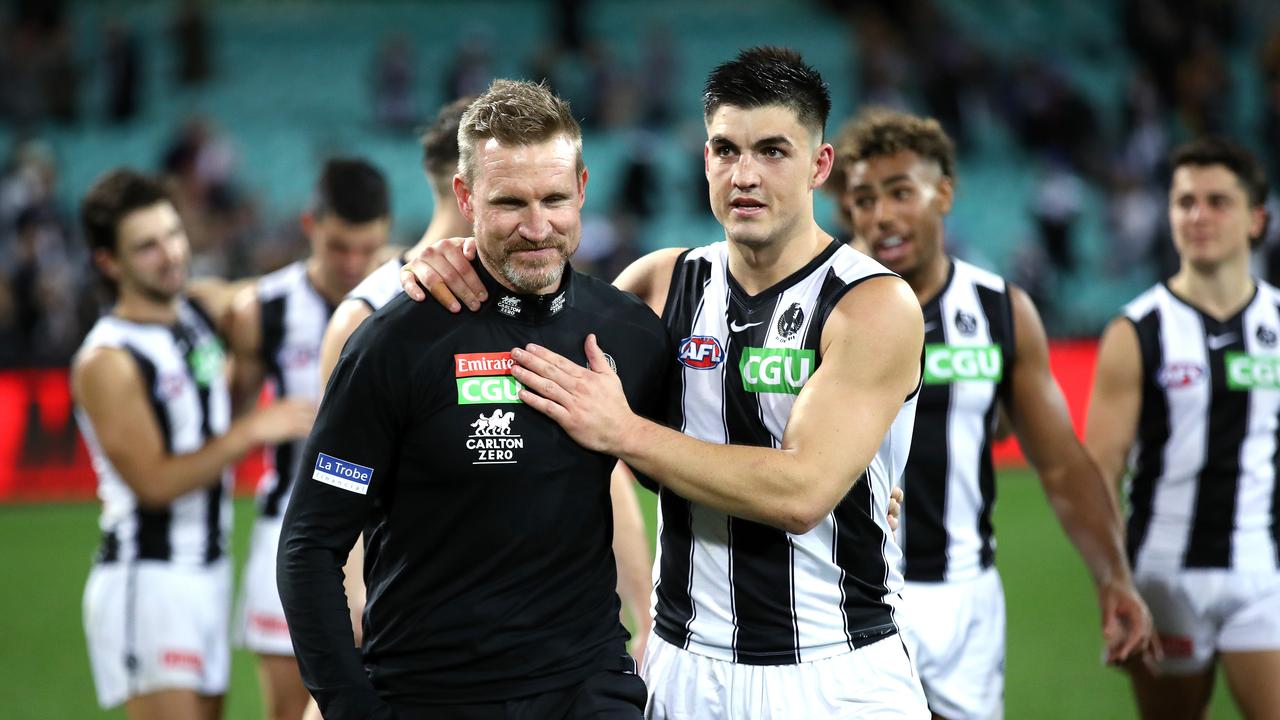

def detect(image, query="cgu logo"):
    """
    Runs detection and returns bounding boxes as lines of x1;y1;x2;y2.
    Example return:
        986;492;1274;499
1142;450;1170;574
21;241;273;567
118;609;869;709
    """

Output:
456;376;524;404
1225;352;1280;390
679;336;725;370
923;345;1003;384
1156;362;1206;389
740;347;815;395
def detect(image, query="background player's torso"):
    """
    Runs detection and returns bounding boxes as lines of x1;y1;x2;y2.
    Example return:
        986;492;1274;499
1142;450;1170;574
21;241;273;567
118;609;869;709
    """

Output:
654;240;916;665
900;258;1015;583
1126;281;1280;573
74;298;232;566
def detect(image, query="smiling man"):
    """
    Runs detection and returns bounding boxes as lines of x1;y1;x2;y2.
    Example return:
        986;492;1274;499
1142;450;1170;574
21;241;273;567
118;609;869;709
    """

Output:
277;81;667;720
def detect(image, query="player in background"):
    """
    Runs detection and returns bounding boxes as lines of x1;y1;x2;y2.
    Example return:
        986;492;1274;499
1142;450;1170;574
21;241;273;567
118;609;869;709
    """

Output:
73;169;313;720
403;47;928;719
225;158;391;720
1086;137;1280;719
832;107;1155;719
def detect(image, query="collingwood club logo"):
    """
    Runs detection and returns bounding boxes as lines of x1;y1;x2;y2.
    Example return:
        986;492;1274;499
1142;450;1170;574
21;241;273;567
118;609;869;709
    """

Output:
776;302;804;341
467;409;524;464
954;309;978;337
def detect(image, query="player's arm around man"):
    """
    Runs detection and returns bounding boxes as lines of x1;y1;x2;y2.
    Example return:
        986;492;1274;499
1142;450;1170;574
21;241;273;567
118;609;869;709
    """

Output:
1001;285;1157;665
510;272;922;535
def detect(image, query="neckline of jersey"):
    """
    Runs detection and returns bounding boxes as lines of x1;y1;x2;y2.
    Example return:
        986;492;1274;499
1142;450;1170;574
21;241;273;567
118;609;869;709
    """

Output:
725;238;842;310
475;258;575;324
917;257;958;313
1161;278;1259;328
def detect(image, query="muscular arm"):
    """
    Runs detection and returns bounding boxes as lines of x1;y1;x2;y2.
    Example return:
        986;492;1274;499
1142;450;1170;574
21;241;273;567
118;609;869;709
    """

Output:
71;347;310;507
225;284;266;416
1007;287;1129;587
514;277;923;535
1084;318;1143;495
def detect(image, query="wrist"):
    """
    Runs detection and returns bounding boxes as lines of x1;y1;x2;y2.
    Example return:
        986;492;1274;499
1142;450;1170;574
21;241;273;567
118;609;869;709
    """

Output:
610;414;647;459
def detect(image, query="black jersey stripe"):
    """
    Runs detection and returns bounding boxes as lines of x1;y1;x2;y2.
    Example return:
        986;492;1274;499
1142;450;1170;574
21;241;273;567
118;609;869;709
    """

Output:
172;315;226;565
1185;315;1247;568
124;346;174;562
902;300;950;581
1128;312;1168;565
259;295;291;517
653;250;708;649
833;475;896;644
723;290;796;663
975;284;1012;570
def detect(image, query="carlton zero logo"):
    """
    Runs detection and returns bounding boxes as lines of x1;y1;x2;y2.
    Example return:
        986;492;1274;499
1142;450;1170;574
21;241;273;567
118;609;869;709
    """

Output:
455;352;523;404
1225;352;1280;390
923;344;1003;384
678;336;725;370
740;347;815;394
312;452;374;495
467;409;523;464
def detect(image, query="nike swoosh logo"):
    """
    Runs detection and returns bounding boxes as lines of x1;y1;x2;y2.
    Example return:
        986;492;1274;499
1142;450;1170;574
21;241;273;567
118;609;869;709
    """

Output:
729;321;764;333
1207;333;1238;350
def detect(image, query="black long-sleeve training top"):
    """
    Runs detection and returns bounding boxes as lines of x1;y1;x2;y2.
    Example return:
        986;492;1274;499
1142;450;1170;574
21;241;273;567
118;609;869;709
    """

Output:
278;261;670;719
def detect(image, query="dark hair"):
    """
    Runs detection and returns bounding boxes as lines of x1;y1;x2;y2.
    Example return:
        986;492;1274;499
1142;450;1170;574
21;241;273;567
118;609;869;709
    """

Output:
80;168;170;255
703;46;831;138
420;97;474;187
313;157;390;223
833;107;957;187
1169;137;1268;207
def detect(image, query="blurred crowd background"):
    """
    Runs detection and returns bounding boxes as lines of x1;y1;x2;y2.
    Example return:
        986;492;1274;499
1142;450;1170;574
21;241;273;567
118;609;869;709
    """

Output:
3;0;1280;368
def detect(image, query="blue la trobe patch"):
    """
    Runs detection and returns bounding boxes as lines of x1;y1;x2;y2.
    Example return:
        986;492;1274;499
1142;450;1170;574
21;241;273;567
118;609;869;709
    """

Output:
312;452;373;495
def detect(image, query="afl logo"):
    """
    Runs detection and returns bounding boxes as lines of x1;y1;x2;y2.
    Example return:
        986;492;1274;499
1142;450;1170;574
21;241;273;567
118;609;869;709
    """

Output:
678;336;725;370
1157;362;1206;389
777;303;805;341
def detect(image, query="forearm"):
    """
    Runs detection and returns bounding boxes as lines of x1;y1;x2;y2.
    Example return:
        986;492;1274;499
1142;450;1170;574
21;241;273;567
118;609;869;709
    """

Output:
278;515;389;718
616;419;839;534
609;466;653;630
125;424;255;506
1039;450;1132;589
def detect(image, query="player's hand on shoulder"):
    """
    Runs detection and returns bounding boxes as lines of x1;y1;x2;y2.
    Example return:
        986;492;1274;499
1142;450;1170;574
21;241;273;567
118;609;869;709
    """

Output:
237;398;316;446
399;236;484;311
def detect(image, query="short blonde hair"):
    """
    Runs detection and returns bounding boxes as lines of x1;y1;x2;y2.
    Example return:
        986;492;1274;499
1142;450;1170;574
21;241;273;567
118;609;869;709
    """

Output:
457;80;583;184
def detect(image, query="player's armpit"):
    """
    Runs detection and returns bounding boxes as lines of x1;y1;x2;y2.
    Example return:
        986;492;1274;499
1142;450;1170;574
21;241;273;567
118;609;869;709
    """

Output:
1085;317;1143;487
225;283;265;416
610;247;686;315
319;299;374;391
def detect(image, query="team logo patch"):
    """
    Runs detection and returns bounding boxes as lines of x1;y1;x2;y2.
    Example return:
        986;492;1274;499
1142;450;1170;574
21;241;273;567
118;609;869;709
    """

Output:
924;345;1003;384
1156;362;1206;389
161;650;203;671
497;296;521;317
455;352;515;377
157;372;188;401
281;344;318;370
186;337;225;388
954;309;978;337
740;347;814;394
678;336;725;370
467;410;524;464
776;302;805;341
312;452;373;495
1225;352;1280;390
1257;325;1278;348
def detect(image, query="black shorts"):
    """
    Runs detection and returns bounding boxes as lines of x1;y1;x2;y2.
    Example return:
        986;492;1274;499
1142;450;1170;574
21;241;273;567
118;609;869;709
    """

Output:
392;655;647;720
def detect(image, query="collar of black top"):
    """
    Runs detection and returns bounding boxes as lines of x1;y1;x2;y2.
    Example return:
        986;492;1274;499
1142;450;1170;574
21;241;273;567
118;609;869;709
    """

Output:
473;257;575;323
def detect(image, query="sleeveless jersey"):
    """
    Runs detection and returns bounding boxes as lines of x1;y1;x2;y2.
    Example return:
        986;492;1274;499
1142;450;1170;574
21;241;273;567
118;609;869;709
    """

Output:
75;298;232;566
1124;281;1280;573
654;240;918;665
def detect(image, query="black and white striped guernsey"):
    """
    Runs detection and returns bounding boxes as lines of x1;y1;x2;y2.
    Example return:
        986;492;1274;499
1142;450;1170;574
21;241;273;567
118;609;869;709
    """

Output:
348;255;406;313
255;261;335;518
653;239;917;665
74;298;232;566
899;258;1015;583
1124;280;1280;573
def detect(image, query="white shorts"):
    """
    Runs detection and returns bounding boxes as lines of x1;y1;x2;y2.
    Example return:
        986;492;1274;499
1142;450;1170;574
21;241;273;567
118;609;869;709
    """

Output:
1135;567;1280;674
235;516;295;656
900;568;1005;720
83;559;231;709
642;633;929;719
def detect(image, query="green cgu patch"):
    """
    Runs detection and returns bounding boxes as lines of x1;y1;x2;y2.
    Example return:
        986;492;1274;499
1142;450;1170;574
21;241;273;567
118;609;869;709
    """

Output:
923;344;1003;384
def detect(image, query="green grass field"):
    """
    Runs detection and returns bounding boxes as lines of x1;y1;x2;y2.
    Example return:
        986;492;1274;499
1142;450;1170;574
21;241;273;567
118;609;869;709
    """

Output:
0;469;1245;719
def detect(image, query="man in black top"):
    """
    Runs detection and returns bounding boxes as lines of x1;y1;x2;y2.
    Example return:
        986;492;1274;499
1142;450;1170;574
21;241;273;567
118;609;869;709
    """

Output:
277;80;668;720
